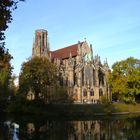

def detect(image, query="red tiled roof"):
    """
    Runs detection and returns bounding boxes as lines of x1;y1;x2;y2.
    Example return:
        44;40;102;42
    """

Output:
50;42;83;59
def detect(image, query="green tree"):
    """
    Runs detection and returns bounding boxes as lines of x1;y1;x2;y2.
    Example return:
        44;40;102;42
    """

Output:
0;0;24;42
0;0;25;95
0;48;13;110
50;85;73;103
0;48;13;95
19;57;74;104
19;57;57;101
109;57;140;103
0;0;25;110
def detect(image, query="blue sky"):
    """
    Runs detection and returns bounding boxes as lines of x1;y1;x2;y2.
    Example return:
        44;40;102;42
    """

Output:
5;0;140;75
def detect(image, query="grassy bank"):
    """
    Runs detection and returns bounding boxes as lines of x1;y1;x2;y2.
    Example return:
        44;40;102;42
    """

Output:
6;100;140;117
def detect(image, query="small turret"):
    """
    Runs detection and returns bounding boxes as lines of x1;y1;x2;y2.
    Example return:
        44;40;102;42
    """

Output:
68;50;74;66
90;44;93;60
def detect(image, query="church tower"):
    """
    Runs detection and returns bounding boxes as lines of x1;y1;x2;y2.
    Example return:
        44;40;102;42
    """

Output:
32;29;49;58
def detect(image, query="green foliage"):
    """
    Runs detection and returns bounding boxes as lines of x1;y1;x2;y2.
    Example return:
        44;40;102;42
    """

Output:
0;0;24;96
109;57;140;103
100;95;110;104
19;57;57;100
18;57;74;104
7;95;46;113
0;0;25;111
0;0;25;42
0;47;13;96
50;85;74;103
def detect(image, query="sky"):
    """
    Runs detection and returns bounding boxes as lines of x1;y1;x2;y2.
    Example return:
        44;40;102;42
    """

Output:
5;0;140;76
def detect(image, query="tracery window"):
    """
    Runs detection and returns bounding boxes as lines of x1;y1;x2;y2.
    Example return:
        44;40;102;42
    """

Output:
83;89;87;96
90;89;94;96
99;88;103;96
85;66;91;86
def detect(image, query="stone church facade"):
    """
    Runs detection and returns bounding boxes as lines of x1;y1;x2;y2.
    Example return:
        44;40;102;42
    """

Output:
32;29;111;104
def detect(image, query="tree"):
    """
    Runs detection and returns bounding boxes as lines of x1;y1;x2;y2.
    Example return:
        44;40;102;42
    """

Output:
0;48;13;95
0;0;24;42
109;57;140;103
19;57;58;101
0;0;25;110
0;48;13;110
0;0;25;95
49;85;74;103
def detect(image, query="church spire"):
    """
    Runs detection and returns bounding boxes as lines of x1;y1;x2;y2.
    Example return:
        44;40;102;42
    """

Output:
90;44;93;60
104;57;109;68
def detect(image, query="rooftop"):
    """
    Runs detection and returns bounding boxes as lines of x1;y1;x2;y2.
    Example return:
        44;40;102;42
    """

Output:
51;42;83;59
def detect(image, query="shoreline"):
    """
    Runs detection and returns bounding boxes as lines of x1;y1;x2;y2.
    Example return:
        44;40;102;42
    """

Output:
6;103;140;118
94;111;140;116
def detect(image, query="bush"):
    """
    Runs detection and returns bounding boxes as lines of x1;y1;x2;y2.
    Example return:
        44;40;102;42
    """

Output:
100;95;110;104
49;86;74;104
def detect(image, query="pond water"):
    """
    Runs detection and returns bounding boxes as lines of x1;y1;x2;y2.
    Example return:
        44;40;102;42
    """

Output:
0;114;140;140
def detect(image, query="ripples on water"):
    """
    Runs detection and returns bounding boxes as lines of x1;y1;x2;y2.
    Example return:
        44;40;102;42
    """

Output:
0;114;140;140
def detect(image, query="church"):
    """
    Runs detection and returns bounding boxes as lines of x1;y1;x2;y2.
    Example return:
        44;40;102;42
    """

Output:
32;29;111;104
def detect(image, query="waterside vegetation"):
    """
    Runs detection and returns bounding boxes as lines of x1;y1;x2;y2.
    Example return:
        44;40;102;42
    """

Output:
5;100;140;117
109;57;140;103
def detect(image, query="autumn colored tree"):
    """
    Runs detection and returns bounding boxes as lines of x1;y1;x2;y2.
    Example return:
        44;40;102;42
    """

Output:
109;57;140;103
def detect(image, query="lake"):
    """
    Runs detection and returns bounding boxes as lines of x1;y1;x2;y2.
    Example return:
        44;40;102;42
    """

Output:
0;114;140;140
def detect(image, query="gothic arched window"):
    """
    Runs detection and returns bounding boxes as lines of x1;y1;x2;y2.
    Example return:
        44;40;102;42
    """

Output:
83;89;87;96
90;89;94;96
85;66;91;85
99;69;104;86
99;88;103;96
66;77;68;86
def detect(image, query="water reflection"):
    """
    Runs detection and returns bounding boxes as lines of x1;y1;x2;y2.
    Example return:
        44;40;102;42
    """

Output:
0;115;140;140
2;121;19;140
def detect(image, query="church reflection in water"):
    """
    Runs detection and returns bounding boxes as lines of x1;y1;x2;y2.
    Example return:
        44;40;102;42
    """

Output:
1;117;140;140
24;120;101;140
20;118;140;140
70;121;100;140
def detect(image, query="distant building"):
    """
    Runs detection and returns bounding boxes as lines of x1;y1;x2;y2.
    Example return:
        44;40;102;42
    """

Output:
32;29;111;103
